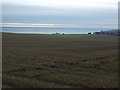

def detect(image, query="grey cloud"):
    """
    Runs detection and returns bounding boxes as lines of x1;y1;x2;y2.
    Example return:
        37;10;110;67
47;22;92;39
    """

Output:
2;3;117;27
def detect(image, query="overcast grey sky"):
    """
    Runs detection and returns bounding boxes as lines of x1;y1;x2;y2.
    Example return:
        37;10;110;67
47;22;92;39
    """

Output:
2;0;119;28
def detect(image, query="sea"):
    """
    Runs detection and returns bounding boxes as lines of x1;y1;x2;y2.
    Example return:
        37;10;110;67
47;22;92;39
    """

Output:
2;27;115;34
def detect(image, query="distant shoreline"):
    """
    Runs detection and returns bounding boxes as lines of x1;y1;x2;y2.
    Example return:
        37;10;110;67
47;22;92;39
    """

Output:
1;32;89;35
2;27;117;34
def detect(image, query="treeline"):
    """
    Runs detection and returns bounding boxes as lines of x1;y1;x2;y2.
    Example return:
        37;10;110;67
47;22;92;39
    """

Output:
93;30;120;36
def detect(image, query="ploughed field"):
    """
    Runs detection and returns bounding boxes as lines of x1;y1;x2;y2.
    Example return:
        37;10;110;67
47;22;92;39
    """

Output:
2;33;118;88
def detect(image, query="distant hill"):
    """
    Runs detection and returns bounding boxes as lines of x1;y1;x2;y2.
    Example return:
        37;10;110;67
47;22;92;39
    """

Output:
93;29;119;36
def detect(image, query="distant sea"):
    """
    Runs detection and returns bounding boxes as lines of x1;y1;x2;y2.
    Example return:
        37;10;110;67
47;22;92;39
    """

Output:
2;27;115;34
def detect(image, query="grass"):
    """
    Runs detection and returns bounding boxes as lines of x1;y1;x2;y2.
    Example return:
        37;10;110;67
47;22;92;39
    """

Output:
2;33;118;88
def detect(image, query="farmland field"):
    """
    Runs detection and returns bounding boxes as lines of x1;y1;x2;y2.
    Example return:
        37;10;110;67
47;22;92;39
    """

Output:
2;33;118;88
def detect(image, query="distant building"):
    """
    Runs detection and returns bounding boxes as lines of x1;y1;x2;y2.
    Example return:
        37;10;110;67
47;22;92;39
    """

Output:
52;32;60;35
55;33;60;35
93;32;101;34
52;32;65;35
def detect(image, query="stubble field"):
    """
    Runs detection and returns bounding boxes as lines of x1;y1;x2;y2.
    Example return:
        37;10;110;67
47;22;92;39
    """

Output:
2;33;118;88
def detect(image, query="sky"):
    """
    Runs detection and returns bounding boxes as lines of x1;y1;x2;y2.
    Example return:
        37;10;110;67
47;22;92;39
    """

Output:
1;0;119;28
